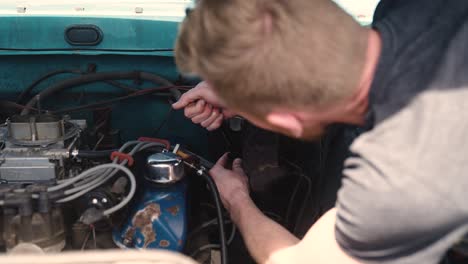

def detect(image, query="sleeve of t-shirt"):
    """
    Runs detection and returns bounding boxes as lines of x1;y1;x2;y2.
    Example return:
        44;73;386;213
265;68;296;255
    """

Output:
334;90;468;263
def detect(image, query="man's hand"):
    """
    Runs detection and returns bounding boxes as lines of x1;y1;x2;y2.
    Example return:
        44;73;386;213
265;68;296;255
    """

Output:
209;153;249;212
172;81;236;131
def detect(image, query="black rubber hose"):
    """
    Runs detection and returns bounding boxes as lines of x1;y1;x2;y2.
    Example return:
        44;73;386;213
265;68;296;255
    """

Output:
52;86;178;115
21;71;139;115
199;170;228;264
0;100;38;112
140;72;181;102
21;71;181;115
104;80;139;93
16;69;82;104
16;68;153;103
16;69;175;105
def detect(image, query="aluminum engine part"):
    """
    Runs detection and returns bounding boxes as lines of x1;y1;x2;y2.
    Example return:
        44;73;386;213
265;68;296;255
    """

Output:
0;115;85;184
8;115;63;142
3;208;66;252
0;155;56;183
4;115;85;148
145;152;185;184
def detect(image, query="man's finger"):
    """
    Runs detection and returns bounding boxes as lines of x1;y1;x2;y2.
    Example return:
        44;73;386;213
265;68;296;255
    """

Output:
222;109;237;119
201;109;220;127
172;89;201;109
192;104;213;124
185;99;205;118
232;158;245;175
210;153;229;176
206;114;224;131
214;153;229;169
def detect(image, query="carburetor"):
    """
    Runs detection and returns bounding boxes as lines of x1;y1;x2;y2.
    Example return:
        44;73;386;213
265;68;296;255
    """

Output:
0;114;85;184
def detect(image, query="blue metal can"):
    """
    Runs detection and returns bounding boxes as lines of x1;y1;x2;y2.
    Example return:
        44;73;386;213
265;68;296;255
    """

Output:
113;181;187;251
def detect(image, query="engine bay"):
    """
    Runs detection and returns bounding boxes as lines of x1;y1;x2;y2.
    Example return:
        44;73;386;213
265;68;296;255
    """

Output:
2;47;465;263
0;11;353;263
0;65;326;262
0;71;230;258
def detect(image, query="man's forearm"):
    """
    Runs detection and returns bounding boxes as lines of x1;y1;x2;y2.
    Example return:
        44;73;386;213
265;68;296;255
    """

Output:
230;193;300;264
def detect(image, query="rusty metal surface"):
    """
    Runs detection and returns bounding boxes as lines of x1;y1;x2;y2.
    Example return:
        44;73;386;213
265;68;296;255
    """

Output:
113;182;187;251
159;240;170;248
123;203;161;248
166;205;179;216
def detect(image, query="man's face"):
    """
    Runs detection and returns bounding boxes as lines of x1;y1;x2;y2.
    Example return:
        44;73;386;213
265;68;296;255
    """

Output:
297;121;328;141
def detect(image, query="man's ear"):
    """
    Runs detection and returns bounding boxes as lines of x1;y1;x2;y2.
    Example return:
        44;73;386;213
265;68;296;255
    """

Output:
266;112;303;138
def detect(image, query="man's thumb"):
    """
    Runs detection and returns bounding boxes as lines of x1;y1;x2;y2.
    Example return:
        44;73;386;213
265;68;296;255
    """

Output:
209;153;229;175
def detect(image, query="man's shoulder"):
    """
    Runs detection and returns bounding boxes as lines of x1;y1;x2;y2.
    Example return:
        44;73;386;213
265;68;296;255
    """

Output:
335;1;468;263
372;0;464;24
336;84;468;263
369;0;468;125
372;0;406;23
337;96;468;261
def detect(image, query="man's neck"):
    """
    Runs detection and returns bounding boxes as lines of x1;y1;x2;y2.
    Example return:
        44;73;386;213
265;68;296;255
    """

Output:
342;29;382;125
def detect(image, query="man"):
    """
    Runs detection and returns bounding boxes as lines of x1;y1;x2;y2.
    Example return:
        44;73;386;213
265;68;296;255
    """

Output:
172;0;468;263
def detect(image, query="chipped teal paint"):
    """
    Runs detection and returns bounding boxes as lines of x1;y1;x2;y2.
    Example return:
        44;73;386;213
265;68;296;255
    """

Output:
0;16;180;56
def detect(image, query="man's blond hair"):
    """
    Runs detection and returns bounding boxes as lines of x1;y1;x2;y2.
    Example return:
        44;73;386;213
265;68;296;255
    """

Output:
175;0;368;114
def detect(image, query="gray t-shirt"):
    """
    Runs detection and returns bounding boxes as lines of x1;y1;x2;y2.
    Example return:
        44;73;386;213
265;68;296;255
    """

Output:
335;0;468;263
